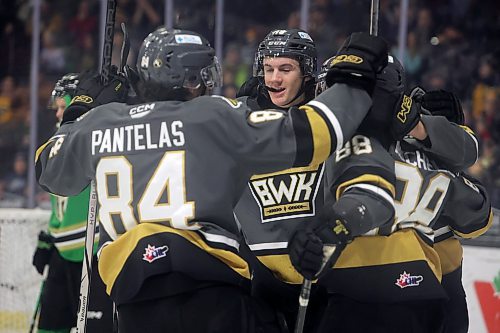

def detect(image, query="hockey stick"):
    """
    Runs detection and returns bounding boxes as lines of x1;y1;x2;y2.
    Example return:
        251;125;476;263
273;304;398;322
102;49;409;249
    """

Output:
100;0;117;85
370;0;380;36
76;3;116;332
29;287;41;333
294;245;337;333
76;181;99;333
119;22;130;74
29;266;48;333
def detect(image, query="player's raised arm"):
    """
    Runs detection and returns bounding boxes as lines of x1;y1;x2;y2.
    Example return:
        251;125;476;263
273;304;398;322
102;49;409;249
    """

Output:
442;173;493;238
230;32;389;174
35;70;129;196
391;87;478;171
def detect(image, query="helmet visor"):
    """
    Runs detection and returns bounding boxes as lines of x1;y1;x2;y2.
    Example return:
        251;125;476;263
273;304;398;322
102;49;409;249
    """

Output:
182;56;223;89
201;56;223;88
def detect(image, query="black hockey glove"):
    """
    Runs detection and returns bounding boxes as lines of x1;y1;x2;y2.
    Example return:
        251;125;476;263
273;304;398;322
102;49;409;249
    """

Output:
289;210;351;280
32;231;54;275
391;87;423;140
236;76;260;98
325;32;388;94
421;89;465;125
61;66;129;125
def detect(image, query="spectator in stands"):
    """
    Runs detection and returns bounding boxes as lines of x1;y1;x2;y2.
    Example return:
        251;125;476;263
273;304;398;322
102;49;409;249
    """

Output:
40;30;66;75
400;31;424;87
2;152;28;201
223;43;250;88
221;83;238;99
67;0;97;49
131;0;161;34
413;7;434;57
0;179;23;208
472;55;500;119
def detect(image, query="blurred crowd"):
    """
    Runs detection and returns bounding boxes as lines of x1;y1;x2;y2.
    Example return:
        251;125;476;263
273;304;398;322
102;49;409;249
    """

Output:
0;0;499;208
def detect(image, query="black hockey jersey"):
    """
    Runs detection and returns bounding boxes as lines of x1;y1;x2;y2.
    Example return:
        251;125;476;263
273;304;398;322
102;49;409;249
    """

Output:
234;95;325;284
35;84;372;304
433;173;493;276
319;115;481;302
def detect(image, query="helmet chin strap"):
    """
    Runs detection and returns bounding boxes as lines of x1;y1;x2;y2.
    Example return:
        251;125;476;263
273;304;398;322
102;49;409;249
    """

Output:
264;85;281;93
263;77;308;107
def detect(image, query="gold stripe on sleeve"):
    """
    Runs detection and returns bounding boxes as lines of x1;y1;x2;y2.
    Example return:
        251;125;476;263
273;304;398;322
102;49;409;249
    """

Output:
453;209;494;239
35;138;56;163
301;105;331;166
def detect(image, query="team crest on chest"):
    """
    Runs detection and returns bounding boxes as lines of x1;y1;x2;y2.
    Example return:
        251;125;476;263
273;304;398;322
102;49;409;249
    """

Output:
249;164;324;222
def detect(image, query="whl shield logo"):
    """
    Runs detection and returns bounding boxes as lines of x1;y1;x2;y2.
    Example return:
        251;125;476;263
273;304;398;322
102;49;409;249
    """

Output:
395;271;423;288
142;244;169;263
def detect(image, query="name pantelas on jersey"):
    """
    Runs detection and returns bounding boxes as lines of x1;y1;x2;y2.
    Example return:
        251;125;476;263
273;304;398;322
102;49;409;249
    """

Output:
91;120;185;155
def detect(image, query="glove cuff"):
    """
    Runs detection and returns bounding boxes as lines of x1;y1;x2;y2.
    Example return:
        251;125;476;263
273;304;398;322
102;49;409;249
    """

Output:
326;71;375;95
61;104;92;125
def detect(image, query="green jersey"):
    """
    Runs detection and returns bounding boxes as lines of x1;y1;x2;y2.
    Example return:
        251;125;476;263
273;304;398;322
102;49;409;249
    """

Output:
48;186;99;261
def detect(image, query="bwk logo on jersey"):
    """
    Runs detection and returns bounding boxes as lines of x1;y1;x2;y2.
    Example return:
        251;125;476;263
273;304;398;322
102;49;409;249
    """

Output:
142;244;169;263
249;164;324;222
395;271;423;288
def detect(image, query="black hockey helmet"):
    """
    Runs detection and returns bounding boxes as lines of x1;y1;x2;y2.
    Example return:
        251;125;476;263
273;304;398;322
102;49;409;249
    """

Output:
253;29;317;78
49;73;80;107
136;28;222;101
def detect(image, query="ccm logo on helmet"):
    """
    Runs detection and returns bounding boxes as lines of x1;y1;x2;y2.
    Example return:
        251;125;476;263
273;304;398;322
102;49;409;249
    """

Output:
130;103;156;119
72;95;93;104
332;55;363;65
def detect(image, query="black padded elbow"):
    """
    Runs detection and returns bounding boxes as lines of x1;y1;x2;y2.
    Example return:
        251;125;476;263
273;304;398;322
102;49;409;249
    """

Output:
332;188;394;237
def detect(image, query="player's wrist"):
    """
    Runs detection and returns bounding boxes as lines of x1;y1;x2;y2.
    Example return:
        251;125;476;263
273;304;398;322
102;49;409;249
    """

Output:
409;121;427;140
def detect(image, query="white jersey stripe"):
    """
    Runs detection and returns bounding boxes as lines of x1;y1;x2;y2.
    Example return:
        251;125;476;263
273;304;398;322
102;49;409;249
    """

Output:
307;100;344;151
465;130;479;163
248;241;288;251
198;231;240;250
434;226;451;237
345;183;395;207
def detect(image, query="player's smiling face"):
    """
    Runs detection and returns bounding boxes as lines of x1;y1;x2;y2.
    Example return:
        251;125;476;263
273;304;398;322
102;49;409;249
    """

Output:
263;57;305;108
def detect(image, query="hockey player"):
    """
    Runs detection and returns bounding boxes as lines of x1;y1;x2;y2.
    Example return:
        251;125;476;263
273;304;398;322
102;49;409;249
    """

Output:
413;89;494;333
35;28;389;332
289;56;488;332
32;73;113;333
234;28;328;331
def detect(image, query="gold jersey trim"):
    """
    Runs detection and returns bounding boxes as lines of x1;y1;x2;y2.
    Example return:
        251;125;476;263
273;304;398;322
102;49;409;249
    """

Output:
300;105;331;165
333;229;442;281
256;254;304;284
434;238;463;275
453;209;494;239
98;223;250;295
250;164;322;179
35;137;56;163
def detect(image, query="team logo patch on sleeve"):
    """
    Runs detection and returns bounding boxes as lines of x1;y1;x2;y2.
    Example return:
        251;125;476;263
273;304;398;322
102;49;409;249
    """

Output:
142;244;169;263
395;271;423;288
249;164;324;222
